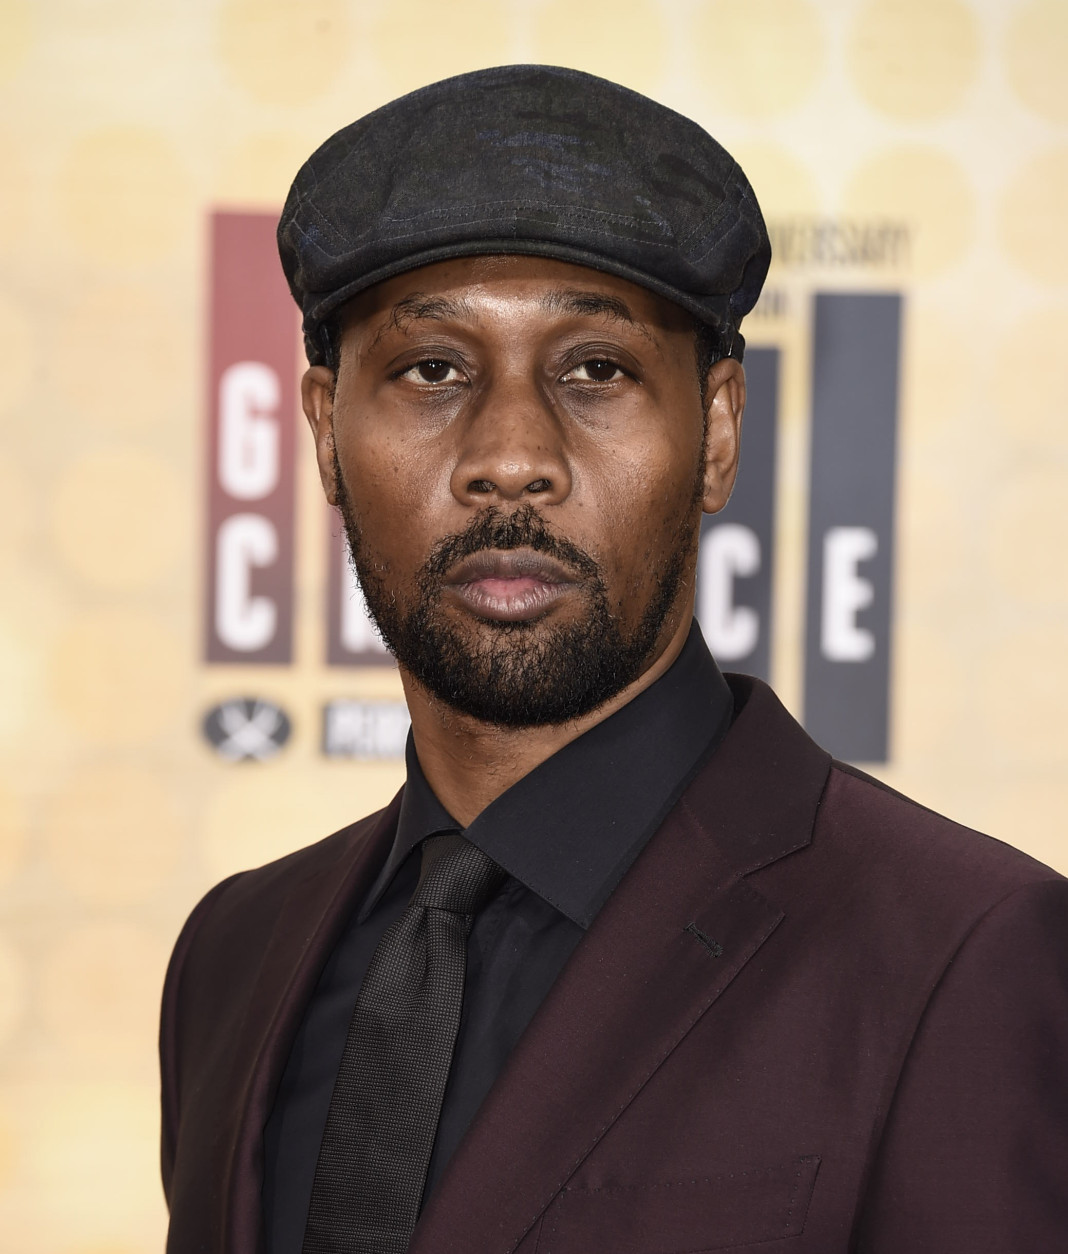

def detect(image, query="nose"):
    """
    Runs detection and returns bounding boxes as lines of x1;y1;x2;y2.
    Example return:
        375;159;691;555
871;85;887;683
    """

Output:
450;375;572;508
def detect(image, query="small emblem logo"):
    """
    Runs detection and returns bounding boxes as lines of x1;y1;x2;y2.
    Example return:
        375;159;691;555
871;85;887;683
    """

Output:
202;697;291;762
322;699;410;759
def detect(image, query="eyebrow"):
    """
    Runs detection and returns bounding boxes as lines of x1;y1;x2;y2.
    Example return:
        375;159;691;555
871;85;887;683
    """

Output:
539;288;635;323
365;293;475;353
541;288;658;346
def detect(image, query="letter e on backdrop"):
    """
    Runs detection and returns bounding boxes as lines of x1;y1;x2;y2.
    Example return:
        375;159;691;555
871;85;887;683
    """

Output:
803;293;902;761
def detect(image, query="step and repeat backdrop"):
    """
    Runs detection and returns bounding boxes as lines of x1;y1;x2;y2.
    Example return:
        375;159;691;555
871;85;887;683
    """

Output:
1;0;1066;1248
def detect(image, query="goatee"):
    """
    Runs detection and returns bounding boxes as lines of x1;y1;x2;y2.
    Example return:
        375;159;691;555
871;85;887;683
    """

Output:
334;458;693;727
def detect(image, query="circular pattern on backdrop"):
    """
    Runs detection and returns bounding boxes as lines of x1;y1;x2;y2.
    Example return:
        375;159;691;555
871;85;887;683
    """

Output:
727;142;822;223
58;127;190;266
51;448;185;590
900;302;981;439
530;0;665;97
988;467;1068;608
202;761;405;882
56;284;189;431
40;922;169;1067
998;149;1068;286
217;0;348;106
996;308;1068;447
44;764;182;906
0;934;27;1050
0;450;33;577
695;0;824;119
0;1097;14;1188
0;776;28;889
981;624;1067;766
843;146;974;278
0;294;35;419
17;1080;161;1241
374;0;511;97
850;0;979;121
898;460;973;599
66;1246;141;1254
215;133;314;208
1005;0;1068;126
0;129;29;247
893;623;970;763
49;609;185;744
0;614;39;747
0;0;32;84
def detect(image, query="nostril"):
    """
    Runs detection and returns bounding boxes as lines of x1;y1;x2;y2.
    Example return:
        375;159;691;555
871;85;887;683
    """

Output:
525;479;552;494
467;479;496;494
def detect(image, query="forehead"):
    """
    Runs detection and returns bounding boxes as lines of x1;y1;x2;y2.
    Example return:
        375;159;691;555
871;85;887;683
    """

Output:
340;254;695;339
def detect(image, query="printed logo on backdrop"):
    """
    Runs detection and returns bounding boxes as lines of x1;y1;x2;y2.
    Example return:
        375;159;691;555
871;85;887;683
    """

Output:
202;697;292;762
202;211;904;764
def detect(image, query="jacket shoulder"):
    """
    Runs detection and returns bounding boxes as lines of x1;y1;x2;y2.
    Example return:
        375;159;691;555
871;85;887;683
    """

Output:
821;759;1063;899
701;676;1062;912
826;767;1068;1247
159;800;398;1192
772;758;1068;987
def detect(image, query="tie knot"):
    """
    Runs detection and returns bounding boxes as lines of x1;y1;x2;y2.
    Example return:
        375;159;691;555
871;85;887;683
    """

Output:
411;833;506;916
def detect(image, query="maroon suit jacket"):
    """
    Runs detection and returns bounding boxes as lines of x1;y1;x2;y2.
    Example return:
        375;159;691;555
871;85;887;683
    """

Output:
160;677;1068;1252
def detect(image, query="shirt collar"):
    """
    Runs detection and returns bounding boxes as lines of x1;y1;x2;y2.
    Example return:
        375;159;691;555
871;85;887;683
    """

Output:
360;620;732;928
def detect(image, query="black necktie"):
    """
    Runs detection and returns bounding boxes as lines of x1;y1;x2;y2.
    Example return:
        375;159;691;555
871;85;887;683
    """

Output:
302;833;506;1254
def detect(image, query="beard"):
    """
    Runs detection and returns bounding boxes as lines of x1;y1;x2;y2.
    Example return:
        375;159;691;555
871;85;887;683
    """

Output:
334;452;699;727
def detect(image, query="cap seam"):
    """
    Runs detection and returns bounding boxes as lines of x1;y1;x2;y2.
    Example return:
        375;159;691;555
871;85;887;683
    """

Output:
290;214;685;256
378;200;674;235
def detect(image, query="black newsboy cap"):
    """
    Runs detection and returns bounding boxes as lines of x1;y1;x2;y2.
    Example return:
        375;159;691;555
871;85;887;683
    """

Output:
278;64;771;366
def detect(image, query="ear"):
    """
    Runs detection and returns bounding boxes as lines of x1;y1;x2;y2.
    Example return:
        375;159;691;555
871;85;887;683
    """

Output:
301;365;339;504
701;357;746;515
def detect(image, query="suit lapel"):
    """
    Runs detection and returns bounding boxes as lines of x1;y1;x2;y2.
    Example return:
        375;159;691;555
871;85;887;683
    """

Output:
410;678;831;1254
221;795;403;1254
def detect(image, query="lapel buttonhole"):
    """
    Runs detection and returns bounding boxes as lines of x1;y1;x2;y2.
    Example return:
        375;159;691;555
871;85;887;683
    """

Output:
685;921;724;958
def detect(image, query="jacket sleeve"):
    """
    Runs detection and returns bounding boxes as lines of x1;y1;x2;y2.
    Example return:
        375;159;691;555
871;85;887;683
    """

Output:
856;876;1068;1251
159;873;244;1204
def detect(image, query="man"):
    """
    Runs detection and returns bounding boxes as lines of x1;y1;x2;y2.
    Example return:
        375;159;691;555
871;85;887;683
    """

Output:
160;66;1068;1253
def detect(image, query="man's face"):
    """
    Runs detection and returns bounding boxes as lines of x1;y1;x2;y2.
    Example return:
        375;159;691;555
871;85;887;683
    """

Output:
303;255;743;726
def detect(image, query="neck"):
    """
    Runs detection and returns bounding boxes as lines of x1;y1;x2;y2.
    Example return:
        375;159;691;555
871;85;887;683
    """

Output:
401;609;694;827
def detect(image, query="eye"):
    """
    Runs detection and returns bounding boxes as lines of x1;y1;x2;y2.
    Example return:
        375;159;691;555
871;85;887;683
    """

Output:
400;359;465;385
564;359;626;383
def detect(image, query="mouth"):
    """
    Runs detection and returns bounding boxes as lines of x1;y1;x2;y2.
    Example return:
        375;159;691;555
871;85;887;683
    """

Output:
443;548;580;622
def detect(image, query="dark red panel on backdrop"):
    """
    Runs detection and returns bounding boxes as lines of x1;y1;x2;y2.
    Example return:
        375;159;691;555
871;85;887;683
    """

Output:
204;212;298;664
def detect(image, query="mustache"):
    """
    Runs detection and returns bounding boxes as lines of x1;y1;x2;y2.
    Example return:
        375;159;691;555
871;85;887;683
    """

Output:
422;505;602;584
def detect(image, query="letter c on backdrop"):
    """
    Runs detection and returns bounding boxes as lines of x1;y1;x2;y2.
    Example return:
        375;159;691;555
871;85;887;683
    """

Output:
215;513;279;652
699;523;761;661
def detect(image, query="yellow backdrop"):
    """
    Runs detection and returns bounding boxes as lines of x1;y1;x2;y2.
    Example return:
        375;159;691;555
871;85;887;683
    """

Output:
1;0;1066;1248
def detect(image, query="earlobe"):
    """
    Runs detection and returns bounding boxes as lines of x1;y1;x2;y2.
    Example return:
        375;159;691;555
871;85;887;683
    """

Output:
301;366;340;504
701;358;746;515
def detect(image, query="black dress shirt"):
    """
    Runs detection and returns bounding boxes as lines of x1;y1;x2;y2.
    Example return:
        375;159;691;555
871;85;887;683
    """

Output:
262;622;733;1253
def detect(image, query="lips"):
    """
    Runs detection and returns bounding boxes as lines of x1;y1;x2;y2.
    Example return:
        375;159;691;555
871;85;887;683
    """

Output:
443;548;579;622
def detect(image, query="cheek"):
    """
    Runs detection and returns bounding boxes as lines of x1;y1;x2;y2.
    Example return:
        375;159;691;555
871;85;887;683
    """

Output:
578;432;702;598
334;419;446;569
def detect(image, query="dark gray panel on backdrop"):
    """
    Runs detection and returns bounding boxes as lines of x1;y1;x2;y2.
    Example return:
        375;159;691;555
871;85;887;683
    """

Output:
696;346;780;682
803;293;901;762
